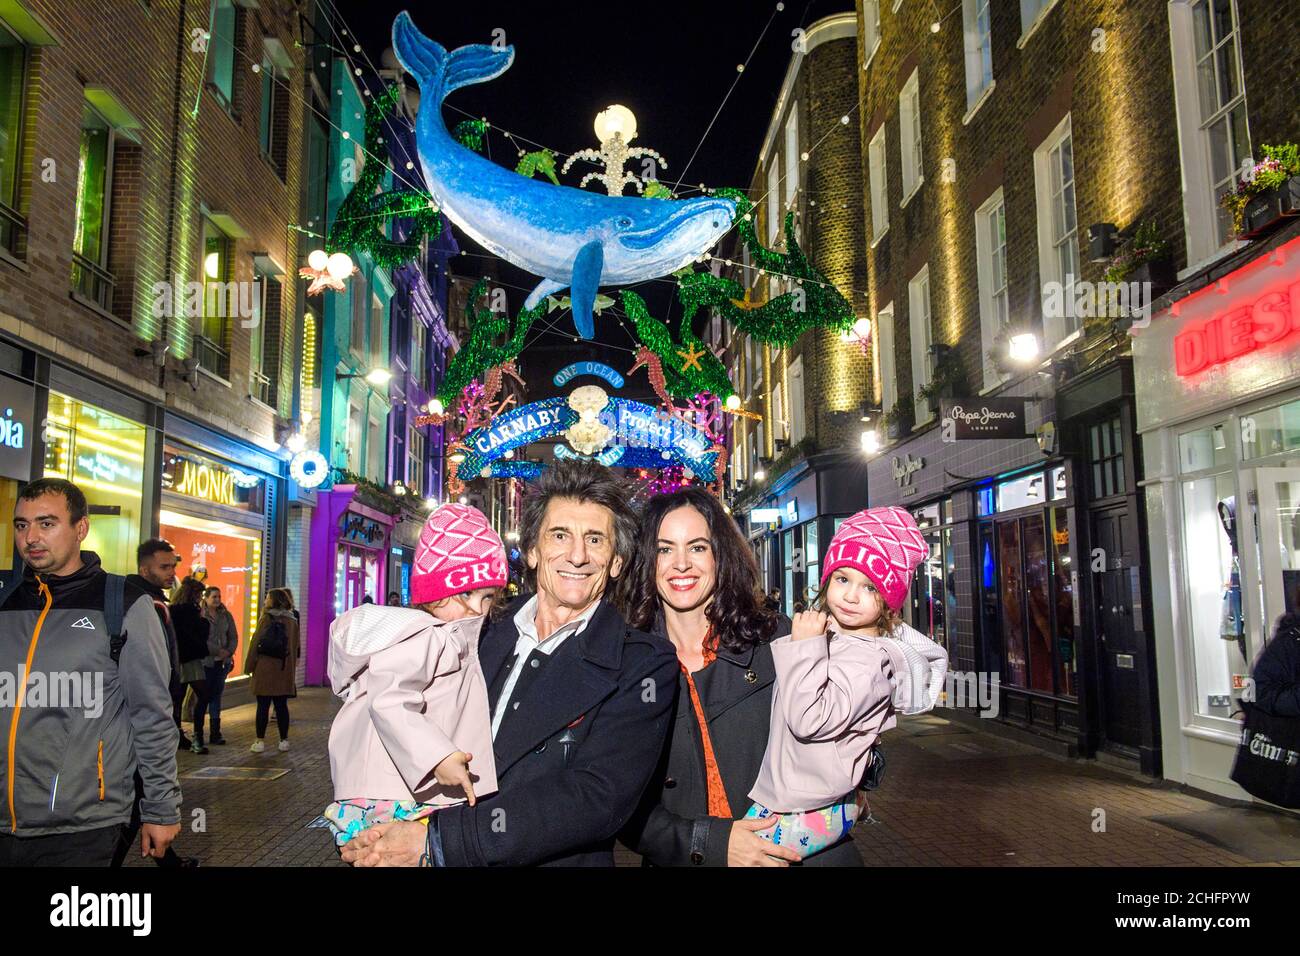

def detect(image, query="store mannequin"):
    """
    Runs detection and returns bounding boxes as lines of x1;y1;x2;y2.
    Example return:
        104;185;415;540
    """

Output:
1218;497;1248;665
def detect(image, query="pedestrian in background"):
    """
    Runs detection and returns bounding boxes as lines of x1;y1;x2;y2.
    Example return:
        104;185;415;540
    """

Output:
245;588;300;753
201;586;238;745
129;539;188;749
170;577;212;754
386;591;402;606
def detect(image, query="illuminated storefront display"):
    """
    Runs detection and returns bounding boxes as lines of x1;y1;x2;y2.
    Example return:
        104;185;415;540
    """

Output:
1133;231;1300;799
43;393;147;575
160;444;269;674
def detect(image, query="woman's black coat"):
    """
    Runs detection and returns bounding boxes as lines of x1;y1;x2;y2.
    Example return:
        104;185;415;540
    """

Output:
619;616;864;866
1255;613;1300;716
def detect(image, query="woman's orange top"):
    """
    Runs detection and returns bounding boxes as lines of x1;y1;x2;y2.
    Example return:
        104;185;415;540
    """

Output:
679;630;733;818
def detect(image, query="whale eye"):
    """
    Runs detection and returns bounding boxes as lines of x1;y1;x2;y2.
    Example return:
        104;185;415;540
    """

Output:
617;217;632;229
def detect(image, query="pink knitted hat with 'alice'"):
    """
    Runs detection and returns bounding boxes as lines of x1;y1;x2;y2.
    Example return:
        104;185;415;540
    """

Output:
410;504;508;605
819;506;928;611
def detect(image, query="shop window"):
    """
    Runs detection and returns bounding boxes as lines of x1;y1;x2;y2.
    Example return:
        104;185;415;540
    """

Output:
1050;507;1077;696
42;394;146;575
197;216;233;379
1180;472;1244;718
0;19;28;258
1241;398;1300;460
1089;416;1125;499
1178;420;1232;473
71;105;115;312
997;520;1027;685
910;500;954;651
782;529;794;618
804;521;819;605
977;484;995;517
1033;114;1079;348
996;471;1047;512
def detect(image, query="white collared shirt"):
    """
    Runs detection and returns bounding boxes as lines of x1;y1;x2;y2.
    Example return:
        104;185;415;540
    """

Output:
489;594;601;739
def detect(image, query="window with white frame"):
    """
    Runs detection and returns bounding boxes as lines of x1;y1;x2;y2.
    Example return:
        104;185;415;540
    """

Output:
899;70;923;202
868;124;889;240
909;266;933;423
876;302;897;419
789;355;805;444
784;107;799;210
346;403;362;470
1170;0;1250;259
771;379;785;443
407;423;424;496
962;0;993;109
975;188;1009;389
1033;114;1080;347
367;416;383;483
766;160;781;244
1020;0;1054;35
863;0;882;61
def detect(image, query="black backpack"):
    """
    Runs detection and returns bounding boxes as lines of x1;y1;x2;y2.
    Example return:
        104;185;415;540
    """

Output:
256;617;289;661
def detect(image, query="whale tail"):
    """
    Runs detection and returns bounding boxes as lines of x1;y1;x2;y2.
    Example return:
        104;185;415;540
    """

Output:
393;12;514;104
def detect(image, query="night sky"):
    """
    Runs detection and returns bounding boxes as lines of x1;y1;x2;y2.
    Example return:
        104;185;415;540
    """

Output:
338;0;854;387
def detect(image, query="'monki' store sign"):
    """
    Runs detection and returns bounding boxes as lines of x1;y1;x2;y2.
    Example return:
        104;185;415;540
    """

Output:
1173;240;1300;377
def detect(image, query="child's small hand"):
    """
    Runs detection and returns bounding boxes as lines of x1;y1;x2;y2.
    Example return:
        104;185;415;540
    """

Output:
434;750;477;805
790;610;828;642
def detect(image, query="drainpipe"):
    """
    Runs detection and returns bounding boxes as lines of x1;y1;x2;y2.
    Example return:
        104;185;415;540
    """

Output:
160;0;191;391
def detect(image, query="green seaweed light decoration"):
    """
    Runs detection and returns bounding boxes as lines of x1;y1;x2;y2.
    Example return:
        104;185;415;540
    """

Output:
436;278;544;406
327;83;442;272
676;187;855;345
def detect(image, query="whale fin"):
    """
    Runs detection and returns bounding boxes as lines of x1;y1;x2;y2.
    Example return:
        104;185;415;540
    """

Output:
392;12;514;101
570;241;603;340
526;279;567;312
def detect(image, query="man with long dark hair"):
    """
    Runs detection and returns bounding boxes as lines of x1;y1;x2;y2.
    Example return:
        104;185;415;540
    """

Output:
342;460;678;867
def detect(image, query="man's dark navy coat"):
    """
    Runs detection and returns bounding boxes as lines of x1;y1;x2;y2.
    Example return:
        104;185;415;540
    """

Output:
434;596;678;866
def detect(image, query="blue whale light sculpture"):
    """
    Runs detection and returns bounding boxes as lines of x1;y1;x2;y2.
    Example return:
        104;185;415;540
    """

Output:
392;11;736;339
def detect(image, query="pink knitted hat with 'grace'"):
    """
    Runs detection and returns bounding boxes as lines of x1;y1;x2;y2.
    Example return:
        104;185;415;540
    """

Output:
410;504;508;605
819;506;928;611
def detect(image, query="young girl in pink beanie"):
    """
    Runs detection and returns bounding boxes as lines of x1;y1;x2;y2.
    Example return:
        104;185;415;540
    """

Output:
324;504;508;846
746;505;949;859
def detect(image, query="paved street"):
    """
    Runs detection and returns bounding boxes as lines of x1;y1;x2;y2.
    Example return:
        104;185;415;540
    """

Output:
132;688;1300;867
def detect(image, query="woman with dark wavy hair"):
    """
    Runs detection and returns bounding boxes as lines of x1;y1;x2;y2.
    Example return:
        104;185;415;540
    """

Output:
618;486;863;866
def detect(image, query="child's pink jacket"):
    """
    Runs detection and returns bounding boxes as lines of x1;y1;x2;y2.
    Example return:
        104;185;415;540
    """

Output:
327;604;498;806
748;622;949;813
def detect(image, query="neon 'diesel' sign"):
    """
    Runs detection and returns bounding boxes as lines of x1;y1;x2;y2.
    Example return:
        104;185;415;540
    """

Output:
1173;277;1300;376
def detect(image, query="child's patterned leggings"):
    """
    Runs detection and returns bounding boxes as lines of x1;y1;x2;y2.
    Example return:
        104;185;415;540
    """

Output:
744;795;859;859
324;799;438;846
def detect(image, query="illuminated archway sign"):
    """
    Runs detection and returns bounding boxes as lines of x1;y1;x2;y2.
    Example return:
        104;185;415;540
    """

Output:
553;361;625;390
458;394;721;483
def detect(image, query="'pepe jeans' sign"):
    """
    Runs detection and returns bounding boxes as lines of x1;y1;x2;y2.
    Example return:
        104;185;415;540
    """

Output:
941;398;1029;439
0;375;33;482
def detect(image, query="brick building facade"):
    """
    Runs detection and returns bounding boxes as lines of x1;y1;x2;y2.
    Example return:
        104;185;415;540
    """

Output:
715;12;874;610
0;0;314;711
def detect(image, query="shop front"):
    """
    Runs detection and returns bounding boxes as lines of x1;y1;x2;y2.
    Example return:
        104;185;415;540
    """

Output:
867;381;1089;753
1132;229;1300;801
741;453;868;619
304;485;396;684
158;440;278;677
388;511;419;606
0;363;36;597
42;386;150;576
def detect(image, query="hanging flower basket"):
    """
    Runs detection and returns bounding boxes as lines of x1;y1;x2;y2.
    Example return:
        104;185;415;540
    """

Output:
1103;220;1174;298
1221;143;1300;239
